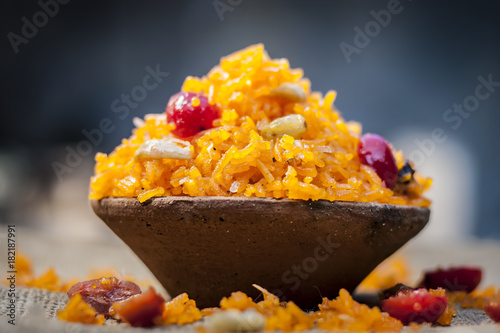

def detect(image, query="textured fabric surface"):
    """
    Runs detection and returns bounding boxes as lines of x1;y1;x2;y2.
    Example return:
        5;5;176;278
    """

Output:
0;287;198;332
0;285;498;333
1;230;499;332
0;284;497;332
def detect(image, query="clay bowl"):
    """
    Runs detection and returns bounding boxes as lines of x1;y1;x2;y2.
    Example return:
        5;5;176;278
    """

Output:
91;197;429;309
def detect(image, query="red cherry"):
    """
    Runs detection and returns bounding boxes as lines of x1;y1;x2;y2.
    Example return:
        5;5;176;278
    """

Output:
111;287;165;327
358;133;398;188
421;266;482;293
166;92;220;139
381;288;448;325
485;303;500;323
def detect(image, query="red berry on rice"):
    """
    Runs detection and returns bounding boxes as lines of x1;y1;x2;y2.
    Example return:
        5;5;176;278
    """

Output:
166;92;221;139
358;133;399;189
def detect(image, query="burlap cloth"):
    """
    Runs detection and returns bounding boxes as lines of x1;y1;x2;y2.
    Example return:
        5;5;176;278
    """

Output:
1;229;499;332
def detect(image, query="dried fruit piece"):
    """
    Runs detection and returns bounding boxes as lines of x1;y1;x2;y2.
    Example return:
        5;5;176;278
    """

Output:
110;287;165;327
397;160;415;184
166;92;221;138
206;309;265;332
380;288;448;325
67;277;141;316
270;82;307;102
135;138;193;160
484;303;500;322
261;114;307;140
358;133;398;188
422;267;482;293
379;283;413;301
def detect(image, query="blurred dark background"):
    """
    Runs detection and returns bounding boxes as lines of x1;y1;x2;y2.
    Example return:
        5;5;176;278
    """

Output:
1;0;499;240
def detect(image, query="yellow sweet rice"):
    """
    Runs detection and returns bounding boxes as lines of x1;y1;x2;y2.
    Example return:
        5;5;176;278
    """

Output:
57;294;105;325
448;287;500;310
217;285;403;331
90;44;431;206
357;255;412;292
7;252;149;292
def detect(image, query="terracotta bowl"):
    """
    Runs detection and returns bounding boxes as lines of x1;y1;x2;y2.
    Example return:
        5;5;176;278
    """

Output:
91;197;429;309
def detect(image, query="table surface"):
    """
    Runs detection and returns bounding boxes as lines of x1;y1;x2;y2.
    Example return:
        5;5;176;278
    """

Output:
1;228;500;332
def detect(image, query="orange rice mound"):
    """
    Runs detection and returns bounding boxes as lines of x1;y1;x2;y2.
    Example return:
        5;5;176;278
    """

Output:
90;44;431;206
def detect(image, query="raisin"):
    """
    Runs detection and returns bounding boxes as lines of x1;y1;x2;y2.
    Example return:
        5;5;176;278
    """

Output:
397;160;415;184
67;277;141;316
379;283;413;301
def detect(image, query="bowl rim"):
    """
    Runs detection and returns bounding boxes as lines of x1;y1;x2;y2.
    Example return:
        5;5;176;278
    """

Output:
91;196;430;213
